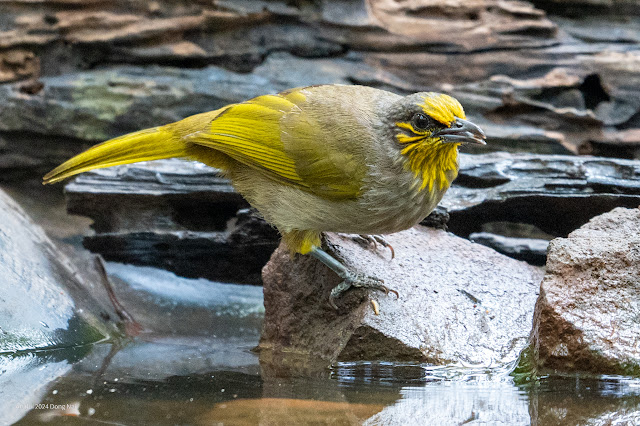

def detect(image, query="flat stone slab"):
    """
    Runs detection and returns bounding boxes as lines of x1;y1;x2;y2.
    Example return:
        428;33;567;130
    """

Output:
258;226;544;366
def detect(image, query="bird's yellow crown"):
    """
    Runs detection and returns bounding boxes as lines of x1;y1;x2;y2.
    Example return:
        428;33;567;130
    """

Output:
420;93;466;126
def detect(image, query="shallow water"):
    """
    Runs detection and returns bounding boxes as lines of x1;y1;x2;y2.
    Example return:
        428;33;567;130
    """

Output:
2;263;638;425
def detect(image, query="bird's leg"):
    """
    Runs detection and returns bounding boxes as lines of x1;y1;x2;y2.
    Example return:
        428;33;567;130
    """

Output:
309;247;398;309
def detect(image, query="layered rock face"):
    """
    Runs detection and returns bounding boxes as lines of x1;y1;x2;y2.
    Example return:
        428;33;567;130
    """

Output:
1;0;640;181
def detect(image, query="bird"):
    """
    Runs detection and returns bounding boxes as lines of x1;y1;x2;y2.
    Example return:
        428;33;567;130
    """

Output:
43;84;486;308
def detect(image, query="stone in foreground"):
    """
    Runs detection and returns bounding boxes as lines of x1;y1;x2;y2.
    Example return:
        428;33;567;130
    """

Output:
531;206;640;376
0;188;116;354
258;226;543;366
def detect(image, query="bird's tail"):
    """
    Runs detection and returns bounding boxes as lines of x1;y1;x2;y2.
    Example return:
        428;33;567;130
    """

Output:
42;126;187;184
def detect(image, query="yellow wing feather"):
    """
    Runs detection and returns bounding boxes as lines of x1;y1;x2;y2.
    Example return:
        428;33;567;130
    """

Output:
186;95;307;186
45;86;366;201
185;90;365;199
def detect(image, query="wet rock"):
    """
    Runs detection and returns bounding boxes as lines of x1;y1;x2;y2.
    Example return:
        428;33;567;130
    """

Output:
531;206;640;376
258;226;543;365
0;186;118;424
0;188;116;354
469;232;549;265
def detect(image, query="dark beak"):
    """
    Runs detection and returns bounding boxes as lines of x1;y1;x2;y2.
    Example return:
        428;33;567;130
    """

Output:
435;118;486;145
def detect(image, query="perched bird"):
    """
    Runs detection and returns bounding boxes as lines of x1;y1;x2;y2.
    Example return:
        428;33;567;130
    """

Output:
44;85;486;308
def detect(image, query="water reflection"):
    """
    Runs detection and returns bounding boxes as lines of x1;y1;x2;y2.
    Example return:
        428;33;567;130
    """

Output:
0;345;92;425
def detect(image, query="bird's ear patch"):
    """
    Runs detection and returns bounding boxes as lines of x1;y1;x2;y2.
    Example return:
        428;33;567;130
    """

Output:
419;94;466;126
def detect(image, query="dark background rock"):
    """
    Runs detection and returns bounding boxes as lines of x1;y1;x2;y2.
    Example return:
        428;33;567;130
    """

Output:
258;227;543;366
63;160;278;284
531;206;640;376
62;152;640;279
442;152;640;238
469;232;549;265
82;211;279;285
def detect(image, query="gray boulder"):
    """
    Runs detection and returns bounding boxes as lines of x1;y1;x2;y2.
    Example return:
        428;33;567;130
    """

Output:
531;206;640;376
258;226;544;367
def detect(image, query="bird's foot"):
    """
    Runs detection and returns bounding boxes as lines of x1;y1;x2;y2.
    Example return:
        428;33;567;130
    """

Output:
352;234;395;259
329;271;399;310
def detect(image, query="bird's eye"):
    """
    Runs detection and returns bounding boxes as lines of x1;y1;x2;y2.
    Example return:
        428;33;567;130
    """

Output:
412;113;430;131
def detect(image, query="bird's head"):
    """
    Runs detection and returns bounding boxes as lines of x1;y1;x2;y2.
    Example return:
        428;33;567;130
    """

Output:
390;92;486;192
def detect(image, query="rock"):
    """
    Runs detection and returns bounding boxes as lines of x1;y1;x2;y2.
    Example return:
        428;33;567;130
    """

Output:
64;159;245;233
82;209;279;285
0;352;77;425
530;206;640;376
0;65;282;180
330;0;557;53
583;128;640;159
1;0;640;179
530;0;640;16
0;54;401;180
469;232;549;265
0;186;119;424
0;188;117;354
473;123;572;155
64;160;278;284
0;49;40;83
257;226;543;366
420;205;450;230
443;152;640;238
63;153;640;281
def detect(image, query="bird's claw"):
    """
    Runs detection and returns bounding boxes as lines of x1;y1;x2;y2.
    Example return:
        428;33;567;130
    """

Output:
353;234;395;259
329;271;398;310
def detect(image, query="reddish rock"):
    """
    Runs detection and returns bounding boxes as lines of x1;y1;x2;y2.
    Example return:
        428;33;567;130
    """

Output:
531;206;640;376
258;226;543;367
